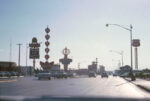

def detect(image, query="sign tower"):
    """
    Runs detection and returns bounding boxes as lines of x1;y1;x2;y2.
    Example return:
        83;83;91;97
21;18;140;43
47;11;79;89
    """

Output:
59;47;72;72
40;26;54;70
132;39;140;70
29;37;40;71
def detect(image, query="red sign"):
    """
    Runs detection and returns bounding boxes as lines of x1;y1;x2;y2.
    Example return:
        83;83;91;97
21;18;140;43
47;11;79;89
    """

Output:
29;43;40;47
132;39;140;47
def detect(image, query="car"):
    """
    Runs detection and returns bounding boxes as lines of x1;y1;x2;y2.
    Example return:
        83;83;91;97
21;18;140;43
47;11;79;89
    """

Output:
88;72;96;77
15;72;20;77
10;72;17;76
101;72;108;78
51;72;60;78
35;74;38;77
37;71;51;80
5;71;11;77
0;71;11;78
58;71;68;78
67;72;76;78
113;73;117;76
52;71;68;79
0;71;6;77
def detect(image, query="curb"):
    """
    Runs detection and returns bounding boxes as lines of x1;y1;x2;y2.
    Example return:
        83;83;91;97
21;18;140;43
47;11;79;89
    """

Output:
124;78;150;93
136;85;150;92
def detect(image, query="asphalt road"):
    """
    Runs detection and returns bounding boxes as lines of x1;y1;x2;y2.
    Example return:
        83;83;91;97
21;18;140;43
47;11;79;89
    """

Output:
0;76;150;98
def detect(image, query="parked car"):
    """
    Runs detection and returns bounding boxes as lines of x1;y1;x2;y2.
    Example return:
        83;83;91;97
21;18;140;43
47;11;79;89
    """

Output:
5;71;11;77
101;72;108;78
10;72;17;76
0;71;6;77
0;71;11;77
88;72;96;77
37;71;51;80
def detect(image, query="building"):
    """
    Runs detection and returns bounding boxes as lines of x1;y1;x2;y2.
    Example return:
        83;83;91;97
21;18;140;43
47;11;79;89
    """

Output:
99;65;105;75
88;62;97;73
0;61;17;71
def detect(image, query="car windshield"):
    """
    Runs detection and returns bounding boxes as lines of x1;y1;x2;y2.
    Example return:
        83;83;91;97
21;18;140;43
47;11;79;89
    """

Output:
0;0;150;100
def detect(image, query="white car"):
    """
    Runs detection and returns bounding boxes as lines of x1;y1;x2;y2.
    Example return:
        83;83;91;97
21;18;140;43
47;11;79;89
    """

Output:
37;71;51;80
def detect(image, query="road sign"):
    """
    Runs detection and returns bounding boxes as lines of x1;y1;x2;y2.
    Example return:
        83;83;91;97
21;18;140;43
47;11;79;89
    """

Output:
132;39;140;47
30;48;39;59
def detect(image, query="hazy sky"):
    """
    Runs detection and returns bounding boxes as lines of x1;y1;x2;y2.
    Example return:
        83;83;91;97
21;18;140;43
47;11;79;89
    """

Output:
0;0;150;70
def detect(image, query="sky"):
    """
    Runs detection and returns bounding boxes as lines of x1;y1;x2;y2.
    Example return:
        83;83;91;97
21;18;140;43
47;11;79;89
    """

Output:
0;0;150;71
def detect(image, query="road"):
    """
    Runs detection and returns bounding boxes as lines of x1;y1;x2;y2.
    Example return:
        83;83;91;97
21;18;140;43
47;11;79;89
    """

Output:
0;76;150;98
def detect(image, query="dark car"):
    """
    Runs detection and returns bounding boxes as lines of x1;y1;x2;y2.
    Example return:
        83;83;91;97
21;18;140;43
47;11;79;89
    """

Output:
10;72;17;76
67;72;76;78
101;72;108;78
113;73;117;76
0;71;6;77
89;72;96;77
5;72;11;77
53;71;68;79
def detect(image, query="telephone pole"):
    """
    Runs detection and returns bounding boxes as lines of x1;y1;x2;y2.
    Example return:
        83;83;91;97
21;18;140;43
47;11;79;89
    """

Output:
17;43;22;73
26;43;29;67
9;39;12;62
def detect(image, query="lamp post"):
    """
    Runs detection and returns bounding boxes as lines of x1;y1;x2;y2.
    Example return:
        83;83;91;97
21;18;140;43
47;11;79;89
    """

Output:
106;24;135;81
110;50;124;66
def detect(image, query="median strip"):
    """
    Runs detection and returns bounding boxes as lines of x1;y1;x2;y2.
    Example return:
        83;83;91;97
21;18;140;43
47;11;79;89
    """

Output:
124;78;150;93
0;79;17;83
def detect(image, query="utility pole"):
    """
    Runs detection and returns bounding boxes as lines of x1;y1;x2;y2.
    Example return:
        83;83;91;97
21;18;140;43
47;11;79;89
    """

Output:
96;58;98;74
78;63;80;70
17;43;22;73
9;38;12;72
26;43;29;67
9;39;12;62
96;58;98;65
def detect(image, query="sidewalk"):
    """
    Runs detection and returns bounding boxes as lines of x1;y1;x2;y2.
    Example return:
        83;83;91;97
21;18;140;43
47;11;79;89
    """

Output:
125;78;150;92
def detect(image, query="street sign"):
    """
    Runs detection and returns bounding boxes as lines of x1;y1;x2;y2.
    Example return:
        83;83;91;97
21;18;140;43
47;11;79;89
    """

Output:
132;39;140;47
29;48;39;59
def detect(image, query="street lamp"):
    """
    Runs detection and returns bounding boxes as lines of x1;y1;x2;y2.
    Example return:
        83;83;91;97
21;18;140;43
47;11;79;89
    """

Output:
110;50;124;66
106;23;135;81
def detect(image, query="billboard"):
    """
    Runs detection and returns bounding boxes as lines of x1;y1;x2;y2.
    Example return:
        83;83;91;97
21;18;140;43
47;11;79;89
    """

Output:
29;48;39;59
